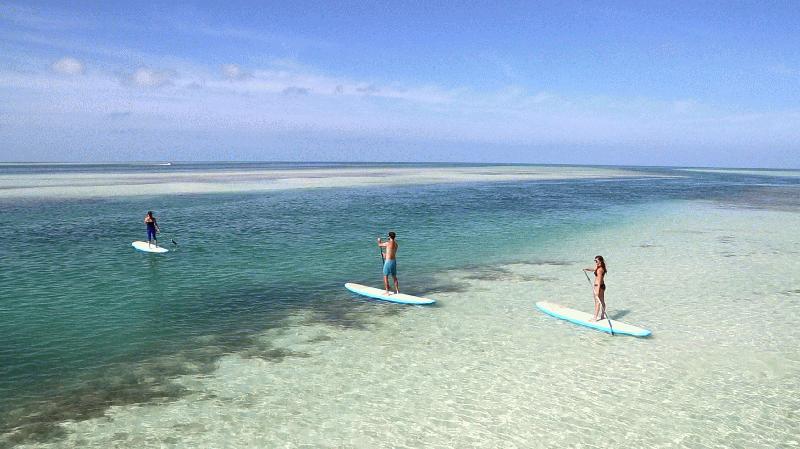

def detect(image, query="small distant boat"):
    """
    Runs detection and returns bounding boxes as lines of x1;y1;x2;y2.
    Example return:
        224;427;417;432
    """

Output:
157;162;172;166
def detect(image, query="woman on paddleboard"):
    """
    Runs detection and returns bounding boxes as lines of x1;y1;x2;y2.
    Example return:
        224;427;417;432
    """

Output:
583;255;607;321
144;211;160;248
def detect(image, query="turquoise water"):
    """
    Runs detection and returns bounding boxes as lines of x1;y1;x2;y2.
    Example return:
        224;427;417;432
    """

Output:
1;163;798;447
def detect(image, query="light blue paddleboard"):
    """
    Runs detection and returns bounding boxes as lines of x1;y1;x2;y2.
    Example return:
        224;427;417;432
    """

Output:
345;283;435;305
132;241;169;253
536;301;651;337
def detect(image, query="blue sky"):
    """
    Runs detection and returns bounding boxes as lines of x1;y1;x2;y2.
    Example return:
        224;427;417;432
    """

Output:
1;1;799;167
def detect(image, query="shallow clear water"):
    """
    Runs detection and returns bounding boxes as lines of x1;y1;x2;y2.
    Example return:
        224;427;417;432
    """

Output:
1;163;798;448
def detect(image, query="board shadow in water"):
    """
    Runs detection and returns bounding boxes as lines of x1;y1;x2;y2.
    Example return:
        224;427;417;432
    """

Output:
609;309;631;320
0;281;411;448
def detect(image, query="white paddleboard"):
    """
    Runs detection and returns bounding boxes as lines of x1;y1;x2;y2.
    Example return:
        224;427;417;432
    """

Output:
536;301;651;337
132;241;169;253
345;283;435;305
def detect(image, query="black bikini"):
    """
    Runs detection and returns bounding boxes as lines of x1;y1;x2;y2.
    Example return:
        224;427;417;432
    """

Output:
594;268;606;290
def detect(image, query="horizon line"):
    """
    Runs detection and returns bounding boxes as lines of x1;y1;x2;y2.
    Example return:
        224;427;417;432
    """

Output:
0;160;798;171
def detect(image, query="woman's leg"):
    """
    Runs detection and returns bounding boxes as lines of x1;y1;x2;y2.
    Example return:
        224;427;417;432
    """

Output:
597;288;606;320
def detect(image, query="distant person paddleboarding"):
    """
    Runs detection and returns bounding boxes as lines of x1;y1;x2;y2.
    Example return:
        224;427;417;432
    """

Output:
583;255;607;321
377;232;399;294
144;211;160;248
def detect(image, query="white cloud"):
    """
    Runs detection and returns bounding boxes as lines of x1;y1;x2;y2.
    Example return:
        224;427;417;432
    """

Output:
106;111;132;119
125;67;174;88
221;64;250;80
672;99;698;113
3;47;798;166
529;91;555;104
199;65;458;104
52;57;84;75
356;84;380;95
282;86;309;96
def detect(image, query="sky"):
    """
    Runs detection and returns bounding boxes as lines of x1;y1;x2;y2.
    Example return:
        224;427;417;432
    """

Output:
1;1;799;167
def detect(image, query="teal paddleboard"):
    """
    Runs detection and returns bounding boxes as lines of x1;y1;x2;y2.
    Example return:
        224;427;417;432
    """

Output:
536;301;651;337
345;283;435;305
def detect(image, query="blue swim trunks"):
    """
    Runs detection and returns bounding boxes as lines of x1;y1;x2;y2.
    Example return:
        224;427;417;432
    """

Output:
383;259;397;277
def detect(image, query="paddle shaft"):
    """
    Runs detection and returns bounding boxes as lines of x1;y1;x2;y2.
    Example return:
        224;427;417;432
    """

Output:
584;270;614;335
158;227;177;245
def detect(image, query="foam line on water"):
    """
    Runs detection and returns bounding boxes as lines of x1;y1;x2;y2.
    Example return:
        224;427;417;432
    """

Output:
0;166;666;199
677;168;800;177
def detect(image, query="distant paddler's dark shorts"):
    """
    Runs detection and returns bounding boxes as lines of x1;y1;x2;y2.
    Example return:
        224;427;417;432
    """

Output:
383;260;397;277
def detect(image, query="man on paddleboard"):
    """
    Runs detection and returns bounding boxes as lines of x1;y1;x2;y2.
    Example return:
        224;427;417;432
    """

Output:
377;232;399;294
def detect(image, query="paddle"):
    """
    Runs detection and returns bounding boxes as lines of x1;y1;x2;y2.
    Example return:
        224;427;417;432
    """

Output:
156;221;176;246
378;236;385;264
155;237;177;248
157;227;177;246
583;270;614;336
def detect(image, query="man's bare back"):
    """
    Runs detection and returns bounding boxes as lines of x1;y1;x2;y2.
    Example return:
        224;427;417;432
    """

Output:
378;231;399;293
382;239;398;260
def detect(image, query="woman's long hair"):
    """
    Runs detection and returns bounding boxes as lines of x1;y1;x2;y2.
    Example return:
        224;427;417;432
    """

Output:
595;255;607;274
